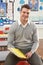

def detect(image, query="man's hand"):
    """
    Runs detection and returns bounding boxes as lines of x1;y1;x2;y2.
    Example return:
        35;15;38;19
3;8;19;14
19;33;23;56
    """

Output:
25;51;32;59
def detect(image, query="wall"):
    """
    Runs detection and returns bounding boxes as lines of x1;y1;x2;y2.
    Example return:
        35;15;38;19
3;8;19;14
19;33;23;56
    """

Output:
37;25;43;39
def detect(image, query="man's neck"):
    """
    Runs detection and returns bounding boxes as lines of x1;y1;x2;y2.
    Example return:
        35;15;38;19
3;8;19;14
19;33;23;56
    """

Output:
20;19;28;25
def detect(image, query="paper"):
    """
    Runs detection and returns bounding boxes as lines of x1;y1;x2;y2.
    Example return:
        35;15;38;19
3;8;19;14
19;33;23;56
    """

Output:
8;48;27;59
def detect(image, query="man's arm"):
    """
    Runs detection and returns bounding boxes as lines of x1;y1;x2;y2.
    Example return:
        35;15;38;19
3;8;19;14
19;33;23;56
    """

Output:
8;22;18;48
31;25;39;54
26;24;39;58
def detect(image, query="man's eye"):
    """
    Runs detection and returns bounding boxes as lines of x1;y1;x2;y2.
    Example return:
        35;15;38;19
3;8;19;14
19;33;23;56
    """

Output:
23;12;25;13
27;12;29;14
23;12;29;14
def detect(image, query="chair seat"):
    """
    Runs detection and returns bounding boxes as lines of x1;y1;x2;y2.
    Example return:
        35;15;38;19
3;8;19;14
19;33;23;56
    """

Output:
16;61;30;65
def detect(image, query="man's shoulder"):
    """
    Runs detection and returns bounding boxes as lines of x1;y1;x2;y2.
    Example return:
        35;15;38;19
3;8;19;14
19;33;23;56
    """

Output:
30;22;37;29
10;20;18;29
12;20;18;26
30;22;36;26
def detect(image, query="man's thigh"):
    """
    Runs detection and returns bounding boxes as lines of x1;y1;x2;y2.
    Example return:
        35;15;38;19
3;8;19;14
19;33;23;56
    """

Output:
28;53;43;65
4;52;21;65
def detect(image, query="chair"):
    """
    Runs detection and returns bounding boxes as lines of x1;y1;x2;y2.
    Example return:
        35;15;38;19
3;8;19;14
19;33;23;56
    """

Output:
16;60;30;65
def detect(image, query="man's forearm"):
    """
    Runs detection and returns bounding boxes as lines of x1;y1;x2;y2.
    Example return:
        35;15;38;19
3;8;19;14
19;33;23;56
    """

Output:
31;42;39;54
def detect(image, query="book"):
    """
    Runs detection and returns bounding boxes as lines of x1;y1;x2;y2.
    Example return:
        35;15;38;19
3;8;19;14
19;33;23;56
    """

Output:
8;48;27;59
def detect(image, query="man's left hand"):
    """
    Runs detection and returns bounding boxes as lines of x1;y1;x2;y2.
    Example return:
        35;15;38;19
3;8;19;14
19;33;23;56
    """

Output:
25;51;32;59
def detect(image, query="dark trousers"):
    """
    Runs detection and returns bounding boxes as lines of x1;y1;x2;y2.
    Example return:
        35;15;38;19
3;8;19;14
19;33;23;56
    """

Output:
4;52;43;65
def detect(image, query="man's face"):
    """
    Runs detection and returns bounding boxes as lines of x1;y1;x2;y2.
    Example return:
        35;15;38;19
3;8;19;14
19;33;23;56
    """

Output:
20;8;30;22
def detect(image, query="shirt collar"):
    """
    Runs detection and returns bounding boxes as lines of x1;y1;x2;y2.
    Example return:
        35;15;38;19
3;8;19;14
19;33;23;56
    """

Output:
18;19;31;25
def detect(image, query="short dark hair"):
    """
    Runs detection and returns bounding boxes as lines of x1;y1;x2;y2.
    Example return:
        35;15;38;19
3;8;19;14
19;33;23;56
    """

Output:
21;4;30;11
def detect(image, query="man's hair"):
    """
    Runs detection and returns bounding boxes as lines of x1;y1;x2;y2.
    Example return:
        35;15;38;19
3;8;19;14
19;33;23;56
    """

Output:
21;4;30;11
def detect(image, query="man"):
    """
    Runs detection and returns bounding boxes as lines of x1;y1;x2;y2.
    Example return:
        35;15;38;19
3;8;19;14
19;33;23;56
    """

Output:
4;4;43;65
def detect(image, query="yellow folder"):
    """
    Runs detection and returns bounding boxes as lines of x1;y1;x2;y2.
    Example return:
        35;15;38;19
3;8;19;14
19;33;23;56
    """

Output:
8;48;27;59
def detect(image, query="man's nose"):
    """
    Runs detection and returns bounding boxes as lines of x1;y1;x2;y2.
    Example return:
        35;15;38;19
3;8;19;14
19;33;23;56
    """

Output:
24;13;28;16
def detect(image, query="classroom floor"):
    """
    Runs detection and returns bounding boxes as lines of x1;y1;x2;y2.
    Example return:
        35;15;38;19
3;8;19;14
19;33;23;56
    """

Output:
36;39;43;59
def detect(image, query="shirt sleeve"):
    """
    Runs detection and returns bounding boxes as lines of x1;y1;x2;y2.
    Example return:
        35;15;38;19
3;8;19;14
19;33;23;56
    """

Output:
7;22;17;48
31;24;39;54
